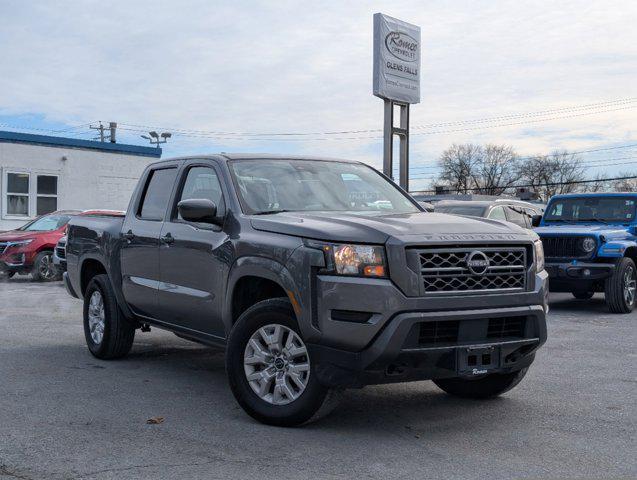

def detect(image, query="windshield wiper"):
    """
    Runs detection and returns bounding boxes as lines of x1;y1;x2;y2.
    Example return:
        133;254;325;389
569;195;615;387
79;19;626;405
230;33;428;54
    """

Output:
578;218;608;223
252;209;294;216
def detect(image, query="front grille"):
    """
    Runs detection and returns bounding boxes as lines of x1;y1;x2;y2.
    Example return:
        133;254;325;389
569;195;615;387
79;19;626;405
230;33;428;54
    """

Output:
418;321;459;345
0;243;6;255
56;247;66;259
540;236;591;259
416;246;528;293
487;317;526;339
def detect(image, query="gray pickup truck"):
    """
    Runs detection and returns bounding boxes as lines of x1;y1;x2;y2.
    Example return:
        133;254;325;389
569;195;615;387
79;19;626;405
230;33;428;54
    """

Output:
64;154;548;426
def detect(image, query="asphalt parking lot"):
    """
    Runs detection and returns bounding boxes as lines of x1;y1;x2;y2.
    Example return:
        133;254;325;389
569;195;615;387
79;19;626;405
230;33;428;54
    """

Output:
0;279;635;480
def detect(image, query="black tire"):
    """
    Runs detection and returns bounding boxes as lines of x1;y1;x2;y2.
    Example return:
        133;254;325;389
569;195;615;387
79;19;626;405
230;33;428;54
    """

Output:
226;298;338;427
83;274;135;359
434;368;529;399
31;251;60;281
572;291;594;300
604;257;636;314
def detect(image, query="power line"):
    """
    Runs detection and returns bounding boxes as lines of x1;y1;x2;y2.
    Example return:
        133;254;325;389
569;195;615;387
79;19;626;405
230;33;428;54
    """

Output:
407;144;637;172
412;175;637;193
409;157;637;180
115;97;637;141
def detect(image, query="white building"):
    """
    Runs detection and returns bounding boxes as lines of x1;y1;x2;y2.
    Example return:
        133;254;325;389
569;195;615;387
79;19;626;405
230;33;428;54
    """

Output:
0;130;162;231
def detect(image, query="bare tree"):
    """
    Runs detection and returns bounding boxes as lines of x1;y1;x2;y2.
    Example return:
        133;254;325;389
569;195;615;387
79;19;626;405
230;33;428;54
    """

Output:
438;143;481;194
517;150;585;201
472;144;520;195
612;171;637;192
583;173;611;193
437;144;519;195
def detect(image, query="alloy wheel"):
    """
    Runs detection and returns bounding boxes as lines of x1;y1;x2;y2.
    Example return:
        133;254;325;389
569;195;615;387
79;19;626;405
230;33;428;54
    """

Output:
624;265;636;306
243;324;310;405
39;254;56;280
88;291;106;344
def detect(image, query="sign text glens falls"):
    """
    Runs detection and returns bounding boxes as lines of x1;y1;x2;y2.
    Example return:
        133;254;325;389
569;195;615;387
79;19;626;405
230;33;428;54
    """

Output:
373;13;421;104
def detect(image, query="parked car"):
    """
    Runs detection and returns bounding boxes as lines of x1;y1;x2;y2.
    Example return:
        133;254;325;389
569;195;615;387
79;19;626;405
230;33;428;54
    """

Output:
64;154;548;426
534;192;637;313
416;200;434;212
53;210;125;274
434;199;545;229
0;210;80;281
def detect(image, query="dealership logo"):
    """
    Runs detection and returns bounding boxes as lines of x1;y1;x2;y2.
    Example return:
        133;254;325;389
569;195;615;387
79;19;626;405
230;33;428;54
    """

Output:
466;251;490;275
385;31;418;62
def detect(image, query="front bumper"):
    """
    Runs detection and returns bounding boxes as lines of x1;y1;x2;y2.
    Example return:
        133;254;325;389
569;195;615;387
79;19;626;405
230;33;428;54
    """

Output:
545;262;615;281
0;253;29;272
52;250;67;271
309;305;546;388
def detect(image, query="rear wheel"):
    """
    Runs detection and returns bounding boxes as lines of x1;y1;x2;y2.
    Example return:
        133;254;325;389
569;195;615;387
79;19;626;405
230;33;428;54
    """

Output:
83;274;135;359
572;291;594;300
604;257;636;314
32;251;60;281
226;298;339;427
434;368;529;399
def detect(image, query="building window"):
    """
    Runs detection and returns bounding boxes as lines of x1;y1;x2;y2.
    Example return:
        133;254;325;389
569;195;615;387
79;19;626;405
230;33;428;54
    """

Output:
6;172;30;216
36;175;58;215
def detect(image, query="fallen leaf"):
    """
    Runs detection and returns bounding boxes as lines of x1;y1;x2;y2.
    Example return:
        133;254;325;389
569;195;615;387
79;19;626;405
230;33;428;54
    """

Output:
146;416;165;425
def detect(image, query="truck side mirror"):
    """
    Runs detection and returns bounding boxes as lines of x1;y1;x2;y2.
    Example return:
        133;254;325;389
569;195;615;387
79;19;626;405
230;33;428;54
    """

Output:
177;198;220;225
531;215;542;227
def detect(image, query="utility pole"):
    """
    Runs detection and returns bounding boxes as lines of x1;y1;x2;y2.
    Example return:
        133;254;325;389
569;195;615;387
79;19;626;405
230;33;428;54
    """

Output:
90;121;118;143
90;122;106;142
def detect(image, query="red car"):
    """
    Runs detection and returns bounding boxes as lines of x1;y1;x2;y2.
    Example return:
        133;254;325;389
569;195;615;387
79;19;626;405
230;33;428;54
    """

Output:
0;210;124;281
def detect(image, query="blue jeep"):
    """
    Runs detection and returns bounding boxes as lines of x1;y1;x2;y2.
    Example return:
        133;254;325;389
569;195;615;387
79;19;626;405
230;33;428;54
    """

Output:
534;192;637;313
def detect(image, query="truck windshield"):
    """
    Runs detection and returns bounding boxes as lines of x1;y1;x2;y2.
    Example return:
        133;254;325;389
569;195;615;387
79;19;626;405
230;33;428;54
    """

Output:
228;159;420;215
435;205;487;216
544;196;636;224
18;214;72;231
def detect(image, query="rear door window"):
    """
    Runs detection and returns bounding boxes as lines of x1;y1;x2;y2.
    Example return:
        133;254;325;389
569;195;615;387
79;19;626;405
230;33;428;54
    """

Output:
487;206;507;221
505;206;529;227
138;168;177;221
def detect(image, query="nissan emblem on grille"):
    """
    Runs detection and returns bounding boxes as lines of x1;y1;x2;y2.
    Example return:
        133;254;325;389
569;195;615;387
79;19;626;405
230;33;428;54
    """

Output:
466;251;490;275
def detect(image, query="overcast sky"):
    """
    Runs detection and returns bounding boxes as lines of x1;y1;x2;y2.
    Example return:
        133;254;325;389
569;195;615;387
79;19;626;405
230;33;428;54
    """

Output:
1;0;636;189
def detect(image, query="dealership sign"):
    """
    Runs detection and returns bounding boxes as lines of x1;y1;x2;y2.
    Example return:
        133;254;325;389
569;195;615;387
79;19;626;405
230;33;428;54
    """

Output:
373;13;421;104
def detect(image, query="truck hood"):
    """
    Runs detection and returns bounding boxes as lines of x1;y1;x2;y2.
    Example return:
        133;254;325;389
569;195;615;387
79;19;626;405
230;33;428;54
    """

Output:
0;230;38;242
535;224;630;238
251;211;528;244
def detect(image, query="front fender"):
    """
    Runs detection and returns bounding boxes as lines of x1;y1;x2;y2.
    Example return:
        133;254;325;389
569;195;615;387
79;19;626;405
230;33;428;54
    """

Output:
224;256;312;339
598;238;637;258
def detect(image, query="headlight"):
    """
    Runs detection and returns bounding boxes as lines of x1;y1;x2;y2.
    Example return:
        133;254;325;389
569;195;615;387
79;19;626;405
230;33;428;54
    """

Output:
314;243;387;277
534;239;545;272
580;237;597;253
7;239;33;248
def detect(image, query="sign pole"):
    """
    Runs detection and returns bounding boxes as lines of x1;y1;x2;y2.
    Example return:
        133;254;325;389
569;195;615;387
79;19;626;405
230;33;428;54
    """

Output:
398;102;410;191
383;99;394;179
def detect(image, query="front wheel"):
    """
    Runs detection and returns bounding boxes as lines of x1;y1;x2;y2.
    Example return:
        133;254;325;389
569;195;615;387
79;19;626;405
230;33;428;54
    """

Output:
226;298;339;427
605;257;636;314
434;368;529;399
32;251;60;281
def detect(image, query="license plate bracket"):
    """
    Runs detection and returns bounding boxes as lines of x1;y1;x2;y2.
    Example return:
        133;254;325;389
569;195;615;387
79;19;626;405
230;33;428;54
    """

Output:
457;345;500;375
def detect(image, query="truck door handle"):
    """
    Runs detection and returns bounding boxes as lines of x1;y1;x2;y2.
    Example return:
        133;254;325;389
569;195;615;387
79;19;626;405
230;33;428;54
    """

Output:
161;233;174;245
123;230;135;241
